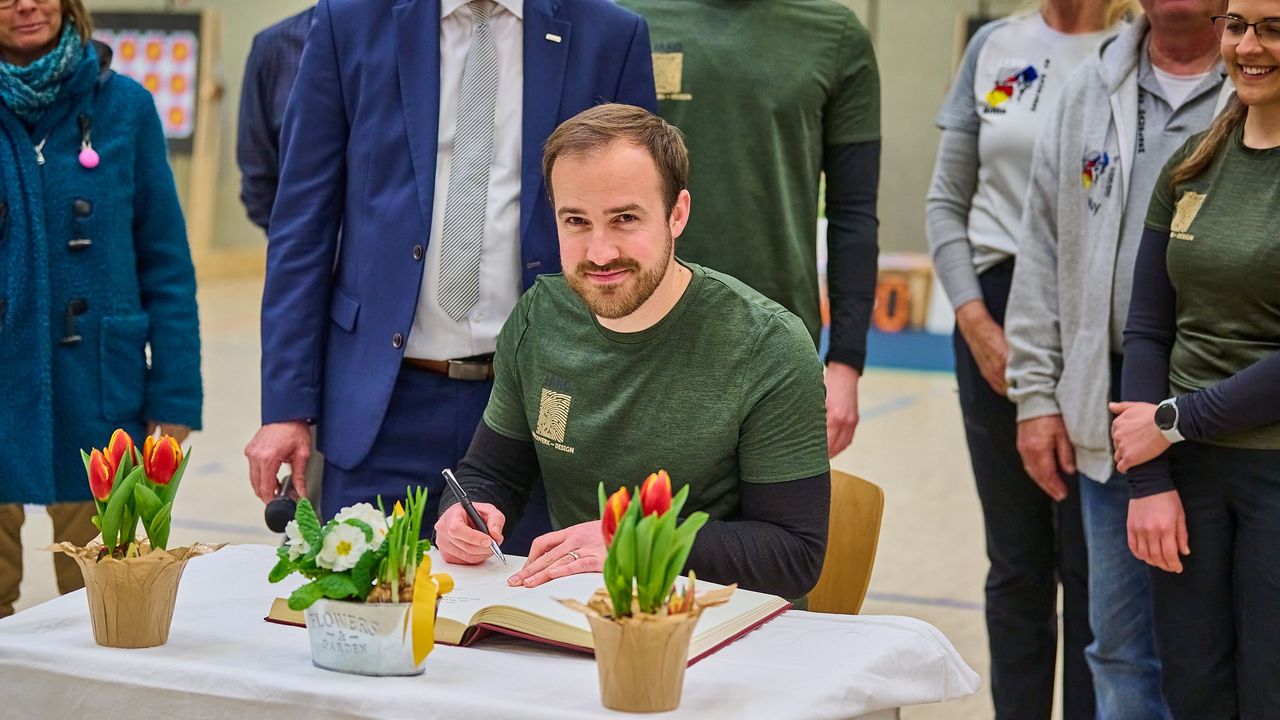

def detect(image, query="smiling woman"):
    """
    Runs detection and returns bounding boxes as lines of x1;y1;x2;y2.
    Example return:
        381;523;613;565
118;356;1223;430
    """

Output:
0;0;201;619
1116;0;1280;714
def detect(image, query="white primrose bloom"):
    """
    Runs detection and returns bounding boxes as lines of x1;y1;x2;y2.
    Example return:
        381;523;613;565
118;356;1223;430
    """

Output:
316;522;370;571
334;503;390;550
284;519;310;560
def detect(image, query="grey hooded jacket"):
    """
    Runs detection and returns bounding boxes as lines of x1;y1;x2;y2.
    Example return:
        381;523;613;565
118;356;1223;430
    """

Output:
1005;17;1232;482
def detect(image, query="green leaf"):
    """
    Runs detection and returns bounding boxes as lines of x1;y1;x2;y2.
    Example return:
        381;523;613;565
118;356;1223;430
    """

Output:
160;448;192;506
296;499;323;548
268;557;295;584
646;514;676;604
663;511;709;589
120;504;136;547
344;518;375;543
597;482;607;518
669;484;690;521
101;467;143;550
133;483;163;523
90;515;101;530
315;573;360;601
287;580;328;611
150;502;173;550
633;514;656;610
80;449;92;475
350;546;379;594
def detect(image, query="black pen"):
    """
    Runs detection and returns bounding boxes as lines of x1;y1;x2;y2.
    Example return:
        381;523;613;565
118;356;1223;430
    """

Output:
442;468;506;565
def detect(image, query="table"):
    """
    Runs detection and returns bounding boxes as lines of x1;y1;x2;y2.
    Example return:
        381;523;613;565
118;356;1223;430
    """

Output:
0;545;978;719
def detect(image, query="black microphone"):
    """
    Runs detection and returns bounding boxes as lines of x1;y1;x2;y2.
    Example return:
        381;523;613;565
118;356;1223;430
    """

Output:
265;475;299;533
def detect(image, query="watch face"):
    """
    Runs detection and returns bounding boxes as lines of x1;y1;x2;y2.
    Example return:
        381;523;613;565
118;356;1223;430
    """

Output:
1155;402;1177;431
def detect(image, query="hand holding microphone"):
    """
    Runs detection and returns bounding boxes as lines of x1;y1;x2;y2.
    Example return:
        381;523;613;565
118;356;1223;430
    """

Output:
265;474;300;533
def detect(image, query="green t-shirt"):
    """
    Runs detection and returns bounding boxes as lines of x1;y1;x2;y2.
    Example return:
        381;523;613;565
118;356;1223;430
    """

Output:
482;262;830;528
1145;126;1280;449
617;0;881;346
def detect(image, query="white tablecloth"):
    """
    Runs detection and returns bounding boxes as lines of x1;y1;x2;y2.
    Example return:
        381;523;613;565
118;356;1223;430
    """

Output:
0;545;978;719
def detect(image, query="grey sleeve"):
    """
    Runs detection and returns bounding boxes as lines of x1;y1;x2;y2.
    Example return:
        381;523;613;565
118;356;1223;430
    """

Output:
925;128;983;310
1005;98;1067;420
934;20;999;132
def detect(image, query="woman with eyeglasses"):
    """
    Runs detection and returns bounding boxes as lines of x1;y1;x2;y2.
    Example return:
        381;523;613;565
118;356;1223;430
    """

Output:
0;0;201;618
925;1;1135;717
1111;1;1280;715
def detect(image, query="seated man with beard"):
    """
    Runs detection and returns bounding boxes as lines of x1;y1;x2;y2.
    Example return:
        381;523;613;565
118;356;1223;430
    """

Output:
434;104;831;599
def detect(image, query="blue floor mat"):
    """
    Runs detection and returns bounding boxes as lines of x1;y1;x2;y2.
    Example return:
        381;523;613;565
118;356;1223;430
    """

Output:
820;327;954;373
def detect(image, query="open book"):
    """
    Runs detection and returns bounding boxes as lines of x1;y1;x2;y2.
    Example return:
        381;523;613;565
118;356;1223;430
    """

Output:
267;550;790;665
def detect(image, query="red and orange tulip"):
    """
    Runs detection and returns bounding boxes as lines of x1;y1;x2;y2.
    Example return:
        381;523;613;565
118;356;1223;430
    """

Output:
144;434;183;485
88;449;114;501
639;470;672;517
601;486;630;546
104;429;135;475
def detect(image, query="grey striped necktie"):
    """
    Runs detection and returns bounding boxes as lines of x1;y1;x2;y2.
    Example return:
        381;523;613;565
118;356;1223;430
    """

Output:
438;0;499;322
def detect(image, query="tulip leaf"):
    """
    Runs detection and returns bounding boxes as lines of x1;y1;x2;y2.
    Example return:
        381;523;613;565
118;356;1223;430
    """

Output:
663;511;709;587
150;502;173;550
133;484;162;523
598;482;608;518
646;514;676;604
101;467;143;551
669;485;690;521
160;449;192;506
80;449;92;475
634;514;656;610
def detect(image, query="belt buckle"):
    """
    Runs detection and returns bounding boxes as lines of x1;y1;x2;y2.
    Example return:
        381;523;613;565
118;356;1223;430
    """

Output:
447;359;490;381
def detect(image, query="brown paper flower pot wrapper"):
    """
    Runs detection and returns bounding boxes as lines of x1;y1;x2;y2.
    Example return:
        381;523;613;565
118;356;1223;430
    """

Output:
560;585;736;713
46;541;224;648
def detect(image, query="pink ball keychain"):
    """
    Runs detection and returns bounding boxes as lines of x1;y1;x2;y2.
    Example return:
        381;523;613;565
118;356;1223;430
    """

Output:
79;145;99;169
77;115;98;169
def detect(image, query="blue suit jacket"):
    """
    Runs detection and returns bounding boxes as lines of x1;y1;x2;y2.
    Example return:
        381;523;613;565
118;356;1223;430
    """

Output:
261;0;657;469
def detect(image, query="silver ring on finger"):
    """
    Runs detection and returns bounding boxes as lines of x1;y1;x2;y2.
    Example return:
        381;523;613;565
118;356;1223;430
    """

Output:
567;550;580;562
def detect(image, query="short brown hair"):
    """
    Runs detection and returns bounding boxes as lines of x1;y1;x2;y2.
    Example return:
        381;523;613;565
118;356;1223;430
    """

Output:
63;0;94;44
542;103;688;215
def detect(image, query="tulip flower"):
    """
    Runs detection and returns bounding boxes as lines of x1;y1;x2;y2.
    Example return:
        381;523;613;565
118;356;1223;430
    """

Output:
639;470;672;517
88;449;114;501
104;429;135;475
601;486;630;546
143;434;183;485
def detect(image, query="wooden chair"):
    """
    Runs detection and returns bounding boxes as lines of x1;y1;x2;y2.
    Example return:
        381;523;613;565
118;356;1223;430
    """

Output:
807;470;885;615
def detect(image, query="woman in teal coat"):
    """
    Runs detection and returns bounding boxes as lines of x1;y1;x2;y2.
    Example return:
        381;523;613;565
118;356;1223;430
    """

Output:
0;0;201;617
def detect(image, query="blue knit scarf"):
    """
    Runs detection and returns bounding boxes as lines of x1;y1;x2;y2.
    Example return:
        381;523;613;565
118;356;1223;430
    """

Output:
0;23;85;126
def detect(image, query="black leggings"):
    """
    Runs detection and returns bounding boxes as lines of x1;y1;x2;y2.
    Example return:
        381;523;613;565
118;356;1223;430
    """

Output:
952;259;1095;720
1154;441;1280;719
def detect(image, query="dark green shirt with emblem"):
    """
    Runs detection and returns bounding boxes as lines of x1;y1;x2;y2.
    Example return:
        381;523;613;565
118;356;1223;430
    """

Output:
482;262;830;528
1145;126;1280;449
616;0;880;350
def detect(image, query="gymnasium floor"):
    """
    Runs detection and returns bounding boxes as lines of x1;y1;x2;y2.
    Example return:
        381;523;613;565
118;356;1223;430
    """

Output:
12;276;1076;719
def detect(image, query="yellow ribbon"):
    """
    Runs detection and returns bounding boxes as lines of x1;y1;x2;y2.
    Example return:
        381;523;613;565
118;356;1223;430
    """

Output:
404;555;454;667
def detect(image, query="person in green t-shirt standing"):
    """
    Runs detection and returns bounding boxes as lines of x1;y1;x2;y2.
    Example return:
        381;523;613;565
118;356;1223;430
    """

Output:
616;0;881;458
434;104;832;600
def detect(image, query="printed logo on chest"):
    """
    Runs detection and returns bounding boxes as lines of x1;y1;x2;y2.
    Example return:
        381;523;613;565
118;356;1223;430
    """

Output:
982;58;1049;114
1171;191;1206;241
652;43;692;102
534;374;576;454
1081;149;1115;215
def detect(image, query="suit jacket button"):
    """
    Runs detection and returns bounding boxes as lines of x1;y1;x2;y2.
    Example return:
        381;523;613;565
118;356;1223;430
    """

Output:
392;333;403;349
412;245;424;261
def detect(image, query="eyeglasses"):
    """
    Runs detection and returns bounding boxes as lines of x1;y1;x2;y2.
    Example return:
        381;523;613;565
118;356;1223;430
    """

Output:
1212;15;1280;47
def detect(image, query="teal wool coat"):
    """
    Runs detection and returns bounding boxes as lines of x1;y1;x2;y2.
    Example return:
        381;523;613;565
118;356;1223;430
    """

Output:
0;43;202;504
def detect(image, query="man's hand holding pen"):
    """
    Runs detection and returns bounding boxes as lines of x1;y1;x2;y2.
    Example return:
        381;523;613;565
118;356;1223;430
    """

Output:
435;501;506;564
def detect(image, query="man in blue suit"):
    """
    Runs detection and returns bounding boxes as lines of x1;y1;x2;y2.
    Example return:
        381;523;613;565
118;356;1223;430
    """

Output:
245;0;657;554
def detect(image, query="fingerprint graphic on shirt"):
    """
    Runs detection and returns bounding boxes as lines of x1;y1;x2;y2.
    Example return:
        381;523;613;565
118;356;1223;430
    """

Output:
535;389;572;443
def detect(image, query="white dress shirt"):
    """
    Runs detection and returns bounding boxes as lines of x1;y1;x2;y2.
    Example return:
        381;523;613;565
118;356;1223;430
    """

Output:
406;0;524;360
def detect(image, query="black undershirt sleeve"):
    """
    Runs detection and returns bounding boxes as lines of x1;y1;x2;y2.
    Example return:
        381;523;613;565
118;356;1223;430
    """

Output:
1175;353;1280;441
684;473;830;601
823;141;880;373
1121;225;1177;497
438;421;539;533
439;423;831;599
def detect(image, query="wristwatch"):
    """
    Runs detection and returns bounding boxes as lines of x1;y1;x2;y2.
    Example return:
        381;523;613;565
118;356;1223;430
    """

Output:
1155;398;1185;444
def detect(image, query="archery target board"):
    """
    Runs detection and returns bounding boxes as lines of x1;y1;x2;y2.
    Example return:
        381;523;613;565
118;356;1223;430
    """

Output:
93;13;203;154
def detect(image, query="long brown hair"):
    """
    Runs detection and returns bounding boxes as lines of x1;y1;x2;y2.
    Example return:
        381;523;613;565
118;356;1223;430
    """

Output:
1169;94;1246;186
62;0;95;43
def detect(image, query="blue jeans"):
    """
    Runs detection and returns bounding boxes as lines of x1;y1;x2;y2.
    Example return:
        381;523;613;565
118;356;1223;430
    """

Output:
1079;475;1171;720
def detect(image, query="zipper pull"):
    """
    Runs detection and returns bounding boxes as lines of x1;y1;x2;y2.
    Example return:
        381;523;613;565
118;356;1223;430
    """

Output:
34;137;47;166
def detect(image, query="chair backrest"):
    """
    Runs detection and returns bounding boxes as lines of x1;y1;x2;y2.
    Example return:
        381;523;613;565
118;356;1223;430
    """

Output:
807;470;884;615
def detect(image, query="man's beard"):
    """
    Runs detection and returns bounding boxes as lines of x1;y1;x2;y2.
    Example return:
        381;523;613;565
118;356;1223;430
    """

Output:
566;230;673;320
